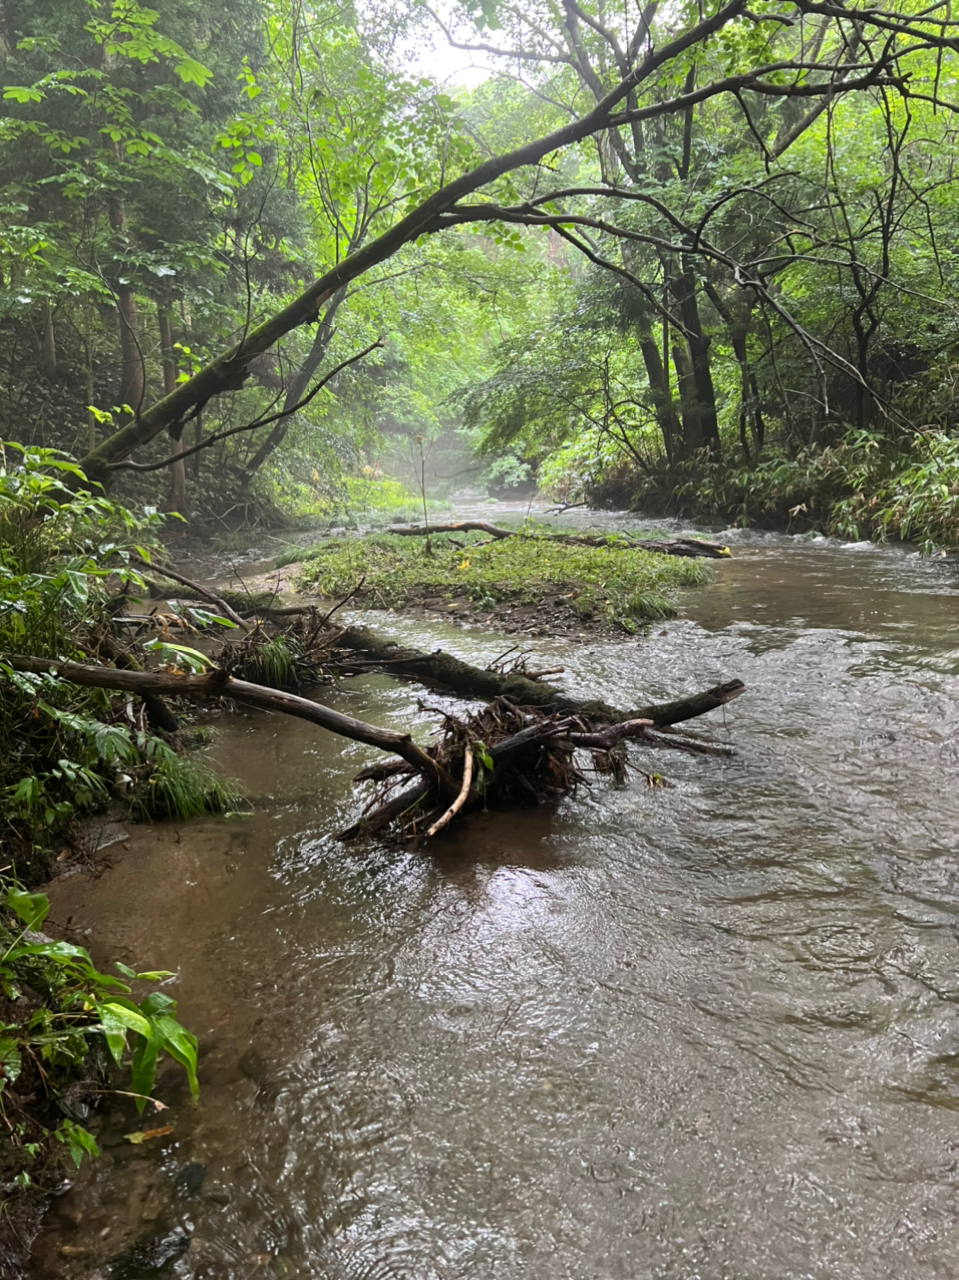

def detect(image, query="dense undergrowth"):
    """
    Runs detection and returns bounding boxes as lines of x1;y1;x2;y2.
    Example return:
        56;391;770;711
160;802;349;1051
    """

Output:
582;430;959;551
289;526;710;631
0;445;242;1207
0;446;240;868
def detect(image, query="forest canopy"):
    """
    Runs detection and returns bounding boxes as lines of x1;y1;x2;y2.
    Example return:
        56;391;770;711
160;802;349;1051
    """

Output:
2;0;959;541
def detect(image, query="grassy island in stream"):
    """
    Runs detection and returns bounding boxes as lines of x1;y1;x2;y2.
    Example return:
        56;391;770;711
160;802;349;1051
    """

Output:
288;529;712;635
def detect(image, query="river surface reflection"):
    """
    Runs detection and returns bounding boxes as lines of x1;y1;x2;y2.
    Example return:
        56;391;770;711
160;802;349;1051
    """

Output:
30;525;959;1279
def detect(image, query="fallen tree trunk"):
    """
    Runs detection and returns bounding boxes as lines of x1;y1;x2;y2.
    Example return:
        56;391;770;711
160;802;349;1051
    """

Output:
130;581;745;727
334;625;745;726
3;650;742;842
2;654;454;794
384;521;731;559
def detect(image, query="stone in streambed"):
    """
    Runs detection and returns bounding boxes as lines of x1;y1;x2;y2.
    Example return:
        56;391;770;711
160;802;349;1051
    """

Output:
106;1227;191;1278
172;1162;206;1199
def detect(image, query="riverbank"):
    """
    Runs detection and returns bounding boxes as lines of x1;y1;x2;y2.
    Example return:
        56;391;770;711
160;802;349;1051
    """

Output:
585;432;959;552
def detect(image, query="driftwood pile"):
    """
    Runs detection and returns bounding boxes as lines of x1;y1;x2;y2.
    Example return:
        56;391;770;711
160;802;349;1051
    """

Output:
3;558;745;844
342;694;736;841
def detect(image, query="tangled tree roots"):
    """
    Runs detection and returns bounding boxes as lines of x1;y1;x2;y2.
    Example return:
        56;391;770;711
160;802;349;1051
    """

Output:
339;696;729;842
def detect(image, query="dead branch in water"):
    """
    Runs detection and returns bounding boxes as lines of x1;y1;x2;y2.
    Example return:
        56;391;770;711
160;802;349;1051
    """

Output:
2;653;455;795
3;653;740;843
133;559;252;631
338;698;684;842
333;624;745;726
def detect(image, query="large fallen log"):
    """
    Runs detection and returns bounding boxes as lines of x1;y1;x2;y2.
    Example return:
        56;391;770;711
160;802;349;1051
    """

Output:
125;573;745;727
3;652;742;842
2;654;455;794
333;625;745;726
384;521;731;558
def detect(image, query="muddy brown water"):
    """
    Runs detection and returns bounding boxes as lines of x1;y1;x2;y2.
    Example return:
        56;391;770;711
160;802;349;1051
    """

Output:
28;524;959;1279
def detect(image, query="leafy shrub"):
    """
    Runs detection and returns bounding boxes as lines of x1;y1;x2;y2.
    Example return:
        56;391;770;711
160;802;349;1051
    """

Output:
0;444;242;862
615;429;959;549
0;883;198;1176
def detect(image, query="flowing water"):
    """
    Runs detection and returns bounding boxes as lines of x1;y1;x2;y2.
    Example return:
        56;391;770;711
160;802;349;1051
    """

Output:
28;523;959;1280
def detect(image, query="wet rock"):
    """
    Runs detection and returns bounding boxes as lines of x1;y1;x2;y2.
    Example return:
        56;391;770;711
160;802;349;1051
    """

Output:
238;1047;267;1083
238;1047;281;1108
139;1189;167;1223
172;1162;206;1199
107;1227;191;1278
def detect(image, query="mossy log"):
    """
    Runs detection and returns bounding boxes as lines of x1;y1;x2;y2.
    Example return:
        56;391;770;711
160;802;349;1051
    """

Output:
333;625;745;726
384;521;732;558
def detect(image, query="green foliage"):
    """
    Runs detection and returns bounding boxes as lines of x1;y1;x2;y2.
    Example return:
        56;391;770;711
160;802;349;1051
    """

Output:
0;445;242;861
128;741;243;821
293;528;709;629
660;429;959;549
224;636;296;686
0;881;198;1174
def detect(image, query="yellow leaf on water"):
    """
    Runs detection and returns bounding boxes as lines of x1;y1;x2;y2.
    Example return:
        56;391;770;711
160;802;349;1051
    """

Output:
125;1125;174;1144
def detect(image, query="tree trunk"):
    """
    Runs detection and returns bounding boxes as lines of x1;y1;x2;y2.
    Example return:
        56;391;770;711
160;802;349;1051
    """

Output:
671;340;700;457
116;284;143;418
332;624;745;726
84;325;97;454
638;324;680;464
670;261;720;455
107;192;144;422
158;305;187;515
242;287;347;481
40;299;57;381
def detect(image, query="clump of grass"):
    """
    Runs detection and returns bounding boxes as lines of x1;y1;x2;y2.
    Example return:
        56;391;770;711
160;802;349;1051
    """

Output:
223;635;298;687
292;530;710;629
131;747;243;822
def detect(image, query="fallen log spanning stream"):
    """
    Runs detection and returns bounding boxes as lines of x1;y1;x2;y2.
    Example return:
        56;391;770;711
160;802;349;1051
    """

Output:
4;650;742;840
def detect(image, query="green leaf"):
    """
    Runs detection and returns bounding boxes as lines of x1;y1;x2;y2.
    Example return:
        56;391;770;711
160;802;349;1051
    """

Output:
141;639;211;672
56;1120;99;1168
100;1000;152;1041
98;1005;131;1067
15;939;95;967
152;1014;198;1102
63;569;90;603
3;86;44;103
129;1032;162;1113
175;57;212;87
139;991;176;1016
0;1037;22;1086
5;888;49;931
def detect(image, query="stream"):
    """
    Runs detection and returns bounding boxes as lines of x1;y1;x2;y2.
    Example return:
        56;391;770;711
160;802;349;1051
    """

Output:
27;516;959;1279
